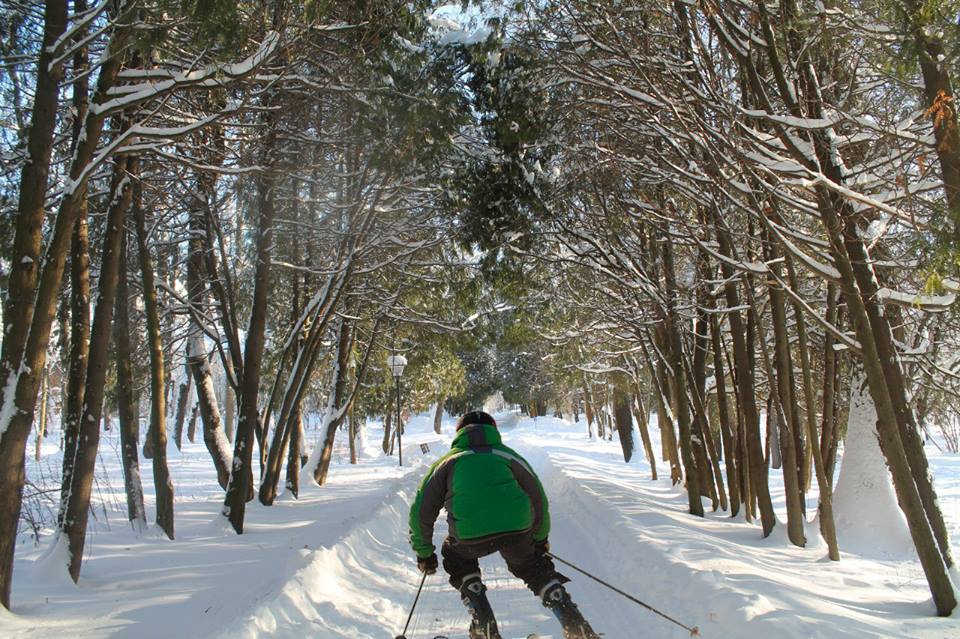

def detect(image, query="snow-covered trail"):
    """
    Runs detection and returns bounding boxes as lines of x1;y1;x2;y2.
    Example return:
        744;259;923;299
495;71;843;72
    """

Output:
4;414;960;638
218;417;960;639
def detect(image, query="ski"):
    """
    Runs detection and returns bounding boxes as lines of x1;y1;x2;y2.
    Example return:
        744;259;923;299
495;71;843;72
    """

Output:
429;634;603;638
431;636;541;639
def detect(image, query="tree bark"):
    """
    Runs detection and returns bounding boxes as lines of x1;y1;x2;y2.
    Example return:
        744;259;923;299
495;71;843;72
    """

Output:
904;0;960;243
63;153;137;581
580;373;595;438
286;406;303;498
134;169;174;541
225;386;235;443
713;212;775;536
709;310;740;517
382;409;392;455
631;383;657;480
762;233;806;547
433;400;444;434
59;217;91;527
650;355;681;483
186;190;231;486
820;285;840;481
35;371;48;462
612;387;634;463
784;254;839;559
58;11;93;522
223;125;279;533
349;410;358;465
314;319;355;486
113;229;146;527
660;237;703;517
173;376;191;451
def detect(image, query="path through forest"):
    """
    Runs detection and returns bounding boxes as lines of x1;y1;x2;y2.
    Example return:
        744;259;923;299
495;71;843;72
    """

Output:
3;414;959;638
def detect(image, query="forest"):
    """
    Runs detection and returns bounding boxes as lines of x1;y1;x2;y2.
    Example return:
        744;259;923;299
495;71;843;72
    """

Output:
1;1;959;636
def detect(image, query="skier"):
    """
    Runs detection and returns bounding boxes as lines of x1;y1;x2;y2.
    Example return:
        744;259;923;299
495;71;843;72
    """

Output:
408;410;599;639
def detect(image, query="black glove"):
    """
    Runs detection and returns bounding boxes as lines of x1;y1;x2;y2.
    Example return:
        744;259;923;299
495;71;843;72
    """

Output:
534;538;550;556
417;553;438;575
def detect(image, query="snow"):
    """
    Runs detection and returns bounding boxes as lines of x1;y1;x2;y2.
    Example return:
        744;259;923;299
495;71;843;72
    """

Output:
0;367;21;439
4;410;960;638
427;14;492;47
90;32;280;117
876;287;956;312
833;378;913;557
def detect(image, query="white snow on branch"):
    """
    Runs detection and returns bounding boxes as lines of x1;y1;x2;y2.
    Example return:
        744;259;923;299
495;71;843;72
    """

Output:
91;32;280;116
876;288;956;312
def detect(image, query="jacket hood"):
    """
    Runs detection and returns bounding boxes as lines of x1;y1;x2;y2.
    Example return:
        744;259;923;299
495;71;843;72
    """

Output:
451;423;502;449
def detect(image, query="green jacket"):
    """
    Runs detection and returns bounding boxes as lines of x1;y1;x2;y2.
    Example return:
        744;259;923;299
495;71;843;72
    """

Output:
408;423;550;559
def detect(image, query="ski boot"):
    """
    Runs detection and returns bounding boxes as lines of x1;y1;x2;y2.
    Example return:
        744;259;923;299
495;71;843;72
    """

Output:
460;575;502;639
541;581;600;639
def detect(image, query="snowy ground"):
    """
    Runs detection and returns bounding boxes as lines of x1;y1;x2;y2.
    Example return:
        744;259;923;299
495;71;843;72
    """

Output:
2;411;960;638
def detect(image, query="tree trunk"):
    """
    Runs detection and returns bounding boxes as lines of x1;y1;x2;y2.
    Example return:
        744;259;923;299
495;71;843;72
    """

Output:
189;343;231;487
187;404;198;444
661;237;703;517
0;0;67;385
433;400;444;434
688;258;722;506
186;196;231;484
35;371;48;462
225;386;235;443
173;376;191;451
821;285;840;482
349;410;358;465
134;169;174;541
58;198;91;527
223;131;279;533
114;229;146;527
762;249;806;548
651;357;682;483
314;319;355;486
632;386;657;480
784;254;839;559
286;405;303;498
684;354;727;512
581;373;595;438
63;153;137;581
382;409;393;455
612;387;634;463
57;10;90;512
905;0;960;243
713;212;775;536
710;313;741;518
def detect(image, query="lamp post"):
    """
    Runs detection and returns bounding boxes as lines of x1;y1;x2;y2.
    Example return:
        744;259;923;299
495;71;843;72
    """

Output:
387;354;407;466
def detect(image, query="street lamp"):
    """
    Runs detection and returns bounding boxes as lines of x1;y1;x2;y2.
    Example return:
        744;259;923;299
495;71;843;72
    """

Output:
387;354;407;466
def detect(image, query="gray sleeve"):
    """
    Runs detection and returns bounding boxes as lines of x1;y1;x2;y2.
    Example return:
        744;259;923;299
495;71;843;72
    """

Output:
413;461;450;556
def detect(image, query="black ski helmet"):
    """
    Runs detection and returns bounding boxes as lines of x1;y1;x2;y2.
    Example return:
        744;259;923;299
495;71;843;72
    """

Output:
456;410;497;430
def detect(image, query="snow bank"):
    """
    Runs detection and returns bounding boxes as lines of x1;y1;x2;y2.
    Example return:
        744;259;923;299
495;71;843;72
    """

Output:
833;377;913;558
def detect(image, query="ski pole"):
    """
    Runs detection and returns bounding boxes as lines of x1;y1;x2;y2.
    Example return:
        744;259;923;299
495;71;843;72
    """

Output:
396;570;429;639
547;552;700;637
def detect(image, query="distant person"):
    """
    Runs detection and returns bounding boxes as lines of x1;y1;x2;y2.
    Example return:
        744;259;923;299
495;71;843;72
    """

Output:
408;410;599;639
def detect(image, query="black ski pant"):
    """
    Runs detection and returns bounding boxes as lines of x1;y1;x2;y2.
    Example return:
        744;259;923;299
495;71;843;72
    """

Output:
441;530;567;597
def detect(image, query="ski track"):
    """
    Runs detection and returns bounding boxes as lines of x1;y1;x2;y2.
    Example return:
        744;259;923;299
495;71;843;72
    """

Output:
4;414;960;638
